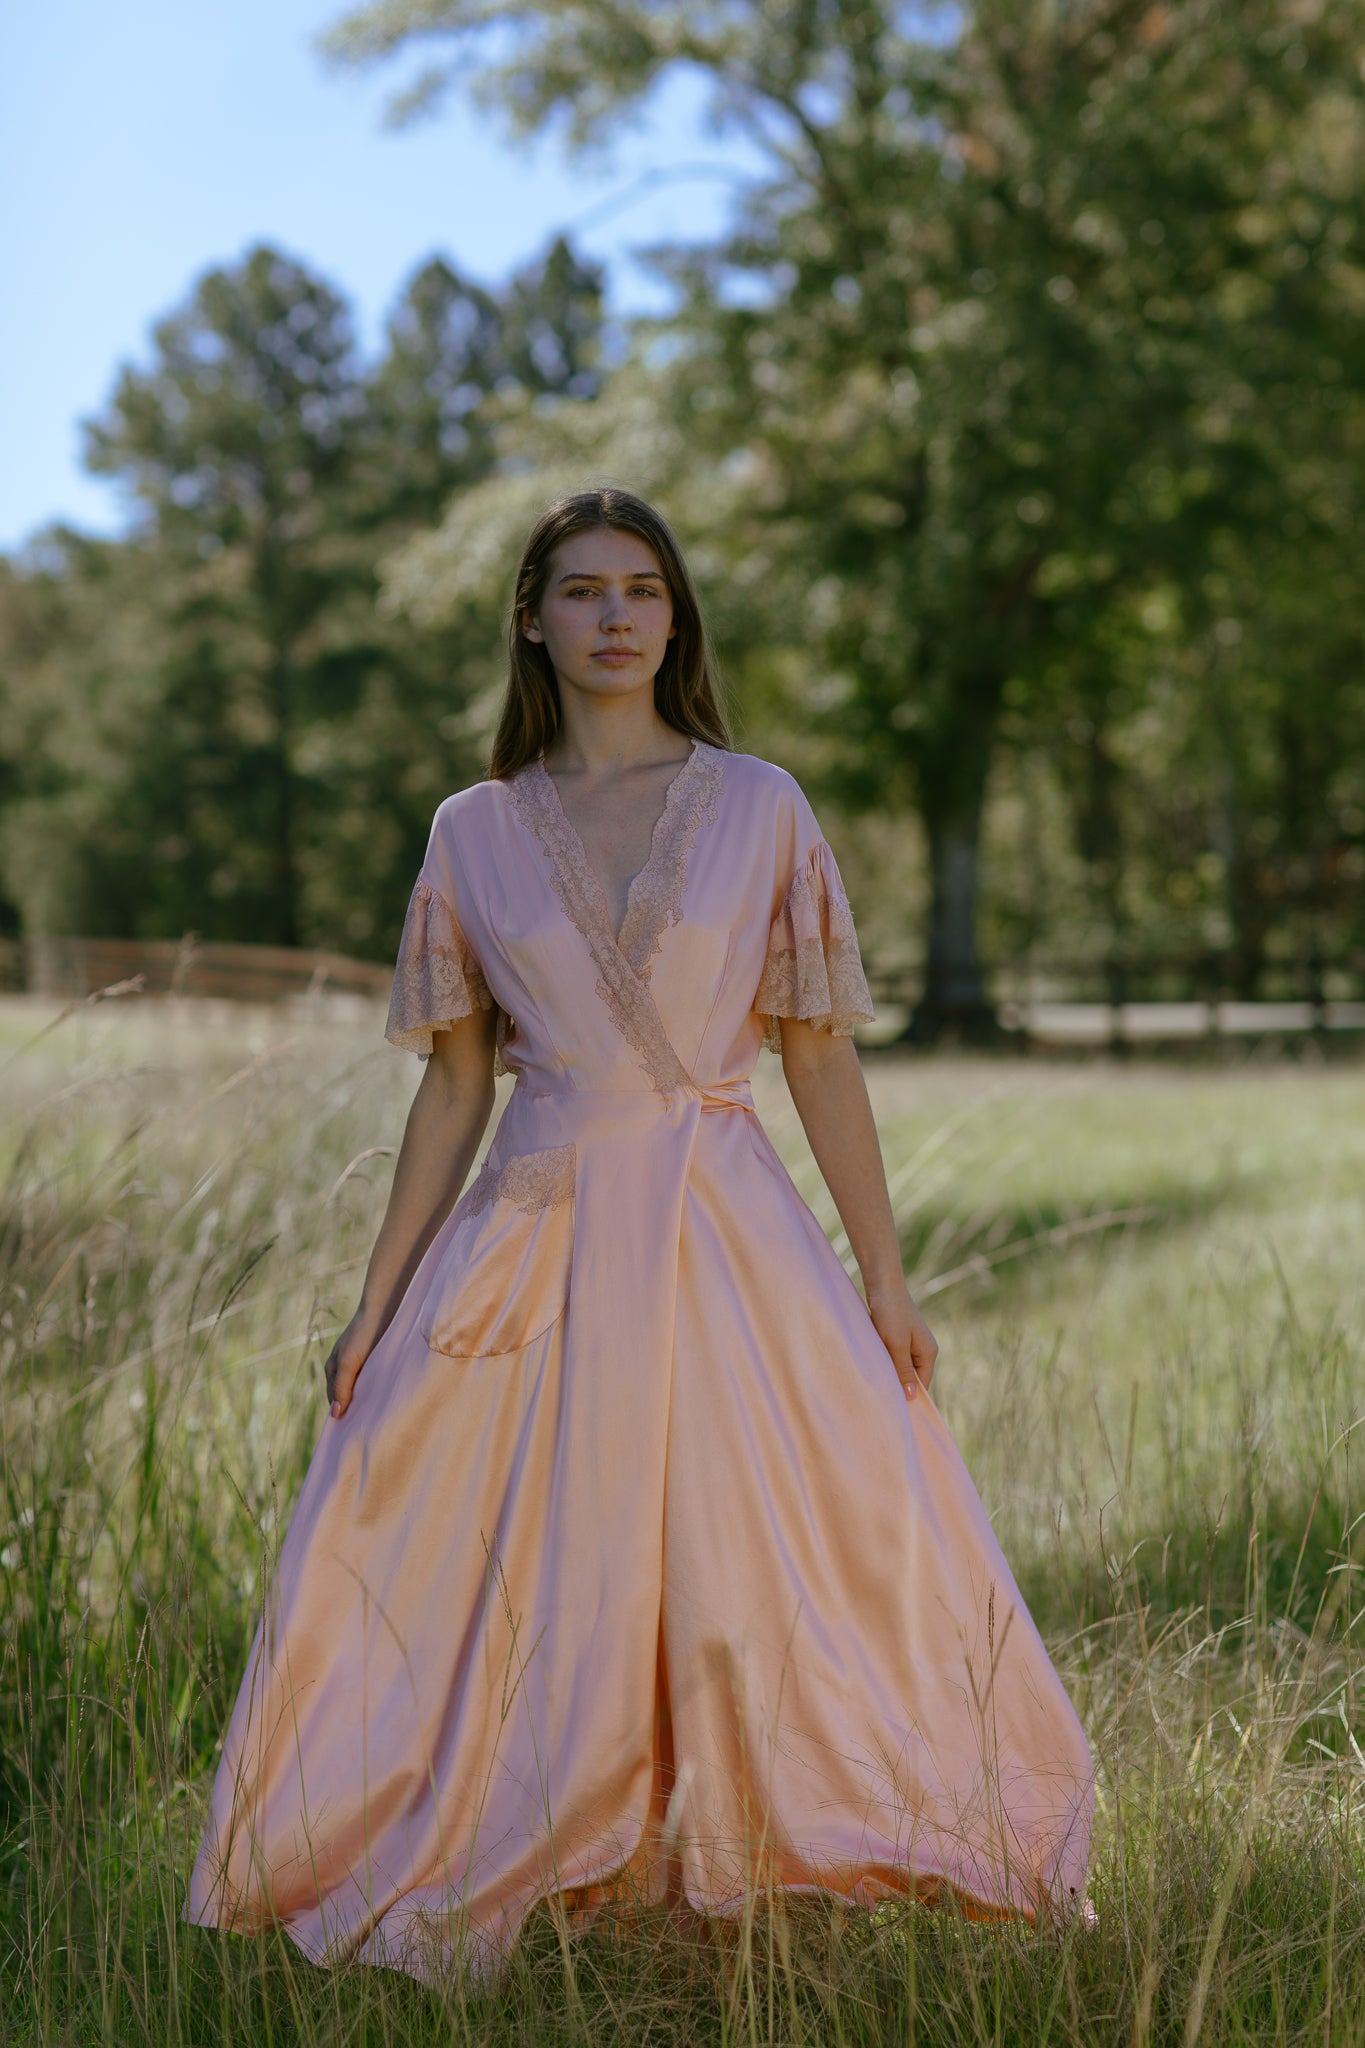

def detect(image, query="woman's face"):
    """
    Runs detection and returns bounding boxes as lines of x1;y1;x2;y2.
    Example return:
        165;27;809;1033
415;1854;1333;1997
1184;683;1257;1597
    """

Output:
522;527;676;701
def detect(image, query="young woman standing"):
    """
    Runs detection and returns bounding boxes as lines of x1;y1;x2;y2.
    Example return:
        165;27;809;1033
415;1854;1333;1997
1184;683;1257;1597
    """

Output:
188;488;1092;1981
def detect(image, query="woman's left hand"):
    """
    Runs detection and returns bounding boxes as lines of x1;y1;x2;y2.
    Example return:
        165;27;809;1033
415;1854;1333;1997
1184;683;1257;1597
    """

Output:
866;1279;938;1400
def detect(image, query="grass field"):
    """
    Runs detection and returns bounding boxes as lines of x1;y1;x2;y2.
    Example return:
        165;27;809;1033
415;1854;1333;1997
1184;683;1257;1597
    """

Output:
3;991;1364;2045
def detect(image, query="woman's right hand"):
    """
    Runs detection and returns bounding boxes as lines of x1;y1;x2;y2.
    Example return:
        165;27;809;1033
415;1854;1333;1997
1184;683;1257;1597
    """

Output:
865;1277;938;1400
323;1308;383;1420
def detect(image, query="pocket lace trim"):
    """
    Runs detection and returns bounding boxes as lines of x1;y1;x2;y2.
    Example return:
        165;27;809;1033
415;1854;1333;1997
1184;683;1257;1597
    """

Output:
463;1143;576;1220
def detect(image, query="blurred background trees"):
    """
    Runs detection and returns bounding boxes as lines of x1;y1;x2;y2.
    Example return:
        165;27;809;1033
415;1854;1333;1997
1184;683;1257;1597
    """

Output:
0;237;602;961
2;0;1362;1030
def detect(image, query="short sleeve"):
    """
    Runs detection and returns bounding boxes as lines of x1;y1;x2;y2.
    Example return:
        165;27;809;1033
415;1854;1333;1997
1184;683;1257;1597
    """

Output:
384;875;494;1058
754;832;876;1053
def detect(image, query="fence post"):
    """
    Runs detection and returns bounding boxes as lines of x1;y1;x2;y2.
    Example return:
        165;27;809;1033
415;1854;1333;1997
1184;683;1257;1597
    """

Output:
1203;950;1222;1041
1309;938;1328;1038
172;931;200;999
1105;953;1128;1054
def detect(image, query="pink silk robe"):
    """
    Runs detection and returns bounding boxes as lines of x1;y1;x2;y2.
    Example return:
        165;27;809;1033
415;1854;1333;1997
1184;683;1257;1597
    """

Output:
187;742;1093;1981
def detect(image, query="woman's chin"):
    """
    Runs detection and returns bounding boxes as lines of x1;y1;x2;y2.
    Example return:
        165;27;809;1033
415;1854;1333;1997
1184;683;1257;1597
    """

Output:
561;665;659;702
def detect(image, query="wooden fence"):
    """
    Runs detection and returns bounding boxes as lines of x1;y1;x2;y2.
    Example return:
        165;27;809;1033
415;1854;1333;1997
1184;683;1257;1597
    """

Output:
862;946;1365;1012
0;934;392;1004
859;950;1365;1045
3;934;1362;1043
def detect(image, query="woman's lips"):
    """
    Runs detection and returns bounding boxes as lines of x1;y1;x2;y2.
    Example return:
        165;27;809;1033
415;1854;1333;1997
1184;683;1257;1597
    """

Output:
592;649;638;662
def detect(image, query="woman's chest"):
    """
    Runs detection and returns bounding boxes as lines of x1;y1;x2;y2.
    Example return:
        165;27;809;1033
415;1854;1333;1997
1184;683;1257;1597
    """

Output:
441;755;780;1033
547;760;693;934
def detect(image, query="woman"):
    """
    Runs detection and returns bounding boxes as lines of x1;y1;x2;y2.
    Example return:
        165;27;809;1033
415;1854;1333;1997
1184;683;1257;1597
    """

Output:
187;488;1092;1981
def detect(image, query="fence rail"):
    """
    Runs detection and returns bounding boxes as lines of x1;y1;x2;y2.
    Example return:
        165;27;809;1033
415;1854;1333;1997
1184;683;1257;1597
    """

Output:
863;948;1365;1011
3;934;1363;1044
0;934;392;1004
861;951;1365;1045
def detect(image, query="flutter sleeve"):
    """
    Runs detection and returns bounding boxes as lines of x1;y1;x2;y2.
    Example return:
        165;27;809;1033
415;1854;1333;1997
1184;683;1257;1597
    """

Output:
754;801;877;1054
384;873;494;1058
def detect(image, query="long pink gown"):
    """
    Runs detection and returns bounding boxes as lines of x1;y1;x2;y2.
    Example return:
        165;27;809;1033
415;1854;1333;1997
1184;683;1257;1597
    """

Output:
187;741;1093;1981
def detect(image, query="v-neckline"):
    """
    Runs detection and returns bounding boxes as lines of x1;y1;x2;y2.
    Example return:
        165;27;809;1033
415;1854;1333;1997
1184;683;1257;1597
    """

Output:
503;740;724;1096
532;740;702;953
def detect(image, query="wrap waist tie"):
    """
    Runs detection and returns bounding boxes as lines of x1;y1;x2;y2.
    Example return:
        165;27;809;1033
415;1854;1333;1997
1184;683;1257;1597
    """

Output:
512;1077;755;1120
692;1078;755;1115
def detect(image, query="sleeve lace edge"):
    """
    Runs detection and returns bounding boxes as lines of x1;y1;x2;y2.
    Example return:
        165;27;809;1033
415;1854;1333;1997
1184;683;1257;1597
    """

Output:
384;876;495;1059
754;850;876;1051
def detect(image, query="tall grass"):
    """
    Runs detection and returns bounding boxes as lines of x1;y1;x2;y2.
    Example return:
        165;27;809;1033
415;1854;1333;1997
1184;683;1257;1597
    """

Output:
2;993;1364;2044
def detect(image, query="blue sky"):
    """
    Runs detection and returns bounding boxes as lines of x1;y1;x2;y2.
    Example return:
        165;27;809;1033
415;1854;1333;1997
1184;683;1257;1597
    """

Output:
0;0;762;552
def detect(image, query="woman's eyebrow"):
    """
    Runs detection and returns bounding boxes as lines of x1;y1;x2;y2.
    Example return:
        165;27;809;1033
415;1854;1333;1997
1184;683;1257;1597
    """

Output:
555;568;666;583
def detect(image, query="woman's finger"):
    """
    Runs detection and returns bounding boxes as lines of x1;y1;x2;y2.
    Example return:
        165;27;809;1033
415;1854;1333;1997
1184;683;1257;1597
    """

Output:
330;1346;367;1419
910;1315;938;1390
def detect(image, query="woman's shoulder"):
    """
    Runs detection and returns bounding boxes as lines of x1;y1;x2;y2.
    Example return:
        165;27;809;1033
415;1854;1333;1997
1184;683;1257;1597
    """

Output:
419;776;521;894
714;746;807;806
429;774;519;839
715;746;818;828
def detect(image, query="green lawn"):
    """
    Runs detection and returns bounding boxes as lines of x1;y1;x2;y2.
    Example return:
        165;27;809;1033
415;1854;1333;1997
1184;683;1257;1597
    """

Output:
3;993;1364;2045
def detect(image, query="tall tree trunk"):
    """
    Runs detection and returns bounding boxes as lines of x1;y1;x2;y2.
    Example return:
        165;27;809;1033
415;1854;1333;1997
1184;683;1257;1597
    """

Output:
265;648;299;949
896;624;1020;1042
1211;749;1265;999
907;791;997;1041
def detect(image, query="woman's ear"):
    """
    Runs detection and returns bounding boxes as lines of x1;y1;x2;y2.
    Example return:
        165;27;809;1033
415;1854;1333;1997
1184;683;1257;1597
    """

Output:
521;608;545;645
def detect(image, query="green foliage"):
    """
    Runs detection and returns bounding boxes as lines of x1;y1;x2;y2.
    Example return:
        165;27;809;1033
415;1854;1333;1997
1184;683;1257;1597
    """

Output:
0;236;603;961
325;0;1365;1023
4;5;1365;1010
361;237;603;531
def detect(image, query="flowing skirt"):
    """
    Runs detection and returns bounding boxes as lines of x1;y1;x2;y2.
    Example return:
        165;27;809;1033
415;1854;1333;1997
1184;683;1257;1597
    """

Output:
186;1088;1093;1983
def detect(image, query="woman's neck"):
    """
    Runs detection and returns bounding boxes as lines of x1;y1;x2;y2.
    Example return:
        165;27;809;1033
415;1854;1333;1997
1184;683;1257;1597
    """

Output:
547;682;690;778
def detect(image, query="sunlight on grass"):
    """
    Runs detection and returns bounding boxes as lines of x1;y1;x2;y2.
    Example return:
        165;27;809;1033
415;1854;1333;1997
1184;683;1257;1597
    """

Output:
3;993;1364;2044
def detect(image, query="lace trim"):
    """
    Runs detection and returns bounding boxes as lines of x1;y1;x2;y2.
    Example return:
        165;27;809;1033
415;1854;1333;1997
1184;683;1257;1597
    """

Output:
504;755;709;1099
617;744;724;981
385;877;494;1057
755;852;876;1053
464;1143;576;1220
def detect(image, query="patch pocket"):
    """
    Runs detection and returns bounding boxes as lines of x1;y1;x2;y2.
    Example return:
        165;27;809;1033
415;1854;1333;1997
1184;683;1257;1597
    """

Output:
418;1143;575;1359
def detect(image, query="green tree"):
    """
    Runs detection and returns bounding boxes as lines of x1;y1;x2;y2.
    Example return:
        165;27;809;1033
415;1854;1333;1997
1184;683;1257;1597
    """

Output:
359;235;602;530
301;235;604;954
0;237;606;960
325;0;1365;1028
83;245;367;947
361;258;506;530
0;528;177;944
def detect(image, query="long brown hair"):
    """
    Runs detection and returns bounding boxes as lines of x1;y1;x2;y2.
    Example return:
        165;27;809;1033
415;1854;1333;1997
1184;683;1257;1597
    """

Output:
489;488;732;778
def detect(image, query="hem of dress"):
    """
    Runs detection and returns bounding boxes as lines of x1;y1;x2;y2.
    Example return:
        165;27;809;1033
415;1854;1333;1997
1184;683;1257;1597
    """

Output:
181;1841;1061;1990
696;1867;1041;1930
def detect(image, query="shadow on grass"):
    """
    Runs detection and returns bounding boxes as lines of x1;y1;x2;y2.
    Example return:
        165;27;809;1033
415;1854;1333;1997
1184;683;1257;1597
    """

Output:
901;1167;1252;1309
1020;1479;1356;1628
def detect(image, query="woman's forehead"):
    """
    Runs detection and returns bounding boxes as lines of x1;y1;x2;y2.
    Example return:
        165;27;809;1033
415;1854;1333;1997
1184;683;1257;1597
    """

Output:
549;529;666;579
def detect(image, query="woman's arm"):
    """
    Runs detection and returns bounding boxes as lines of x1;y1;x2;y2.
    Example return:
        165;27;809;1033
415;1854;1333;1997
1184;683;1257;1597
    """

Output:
324;1004;498;1418
778;1019;938;1399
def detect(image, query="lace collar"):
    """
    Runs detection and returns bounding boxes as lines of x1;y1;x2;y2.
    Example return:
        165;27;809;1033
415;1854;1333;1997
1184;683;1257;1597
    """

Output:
521;742;723;976
503;741;725;1094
